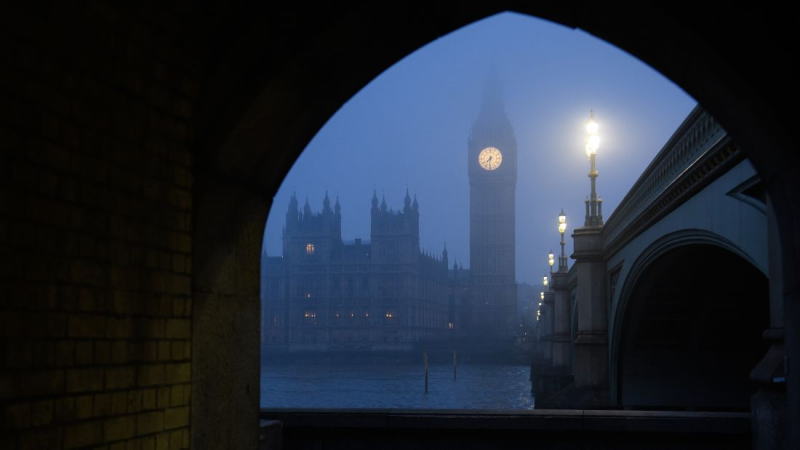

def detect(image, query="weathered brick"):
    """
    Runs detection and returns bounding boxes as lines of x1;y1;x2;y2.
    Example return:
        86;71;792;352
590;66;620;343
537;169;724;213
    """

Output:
170;274;190;295
111;341;129;364
55;340;75;367
157;341;171;361
18;427;61;449
21;369;65;396
76;341;94;365
104;415;136;441
78;287;96;311
170;341;188;361
137;364;164;386
169;429;186;450
30;399;54;426
111;392;128;415
165;319;189;339
143;319;166;339
107;317;133;339
155;432;169;450
111;290;136;315
141;388;157;410
5;401;32;427
76;394;94;419
105;366;135;389
140;435;157;450
95;340;112;364
54;396;76;422
68;314;107;338
5;341;32;368
64;420;103;448
136;411;164;435
164;363;190;384
66;367;103;393
163;406;188;430
93;392;113;416
156;387;170;409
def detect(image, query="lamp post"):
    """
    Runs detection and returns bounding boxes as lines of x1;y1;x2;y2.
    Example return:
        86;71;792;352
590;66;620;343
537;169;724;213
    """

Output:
584;111;603;227
558;210;568;272
547;251;555;277
537;291;544;321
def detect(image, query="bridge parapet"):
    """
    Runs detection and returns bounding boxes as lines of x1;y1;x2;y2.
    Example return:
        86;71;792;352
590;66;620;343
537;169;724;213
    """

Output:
603;107;726;251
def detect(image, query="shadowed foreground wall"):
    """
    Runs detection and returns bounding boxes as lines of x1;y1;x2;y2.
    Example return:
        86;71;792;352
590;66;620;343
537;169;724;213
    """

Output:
1;4;207;449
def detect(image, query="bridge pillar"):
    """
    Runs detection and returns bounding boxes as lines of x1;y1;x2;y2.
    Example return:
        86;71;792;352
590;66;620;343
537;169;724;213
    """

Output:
750;198;786;450
551;272;572;371
541;290;555;363
571;226;609;404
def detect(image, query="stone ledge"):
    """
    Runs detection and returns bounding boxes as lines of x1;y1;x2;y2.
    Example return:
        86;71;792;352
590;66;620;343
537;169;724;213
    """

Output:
260;408;750;435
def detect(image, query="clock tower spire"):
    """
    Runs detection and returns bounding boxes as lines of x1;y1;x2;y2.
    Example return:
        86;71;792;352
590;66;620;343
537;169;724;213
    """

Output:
467;74;518;344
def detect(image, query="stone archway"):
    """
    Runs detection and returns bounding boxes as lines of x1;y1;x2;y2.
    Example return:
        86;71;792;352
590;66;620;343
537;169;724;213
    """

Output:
199;4;796;444
2;4;795;450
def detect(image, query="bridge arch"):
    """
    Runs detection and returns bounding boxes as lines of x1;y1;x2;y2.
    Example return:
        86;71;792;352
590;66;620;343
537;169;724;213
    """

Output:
610;229;768;409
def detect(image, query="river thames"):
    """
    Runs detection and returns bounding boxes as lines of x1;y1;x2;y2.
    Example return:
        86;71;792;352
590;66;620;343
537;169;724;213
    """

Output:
261;359;534;410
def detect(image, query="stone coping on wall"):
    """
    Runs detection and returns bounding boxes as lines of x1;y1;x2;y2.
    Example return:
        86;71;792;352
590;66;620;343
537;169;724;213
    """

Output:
260;408;750;434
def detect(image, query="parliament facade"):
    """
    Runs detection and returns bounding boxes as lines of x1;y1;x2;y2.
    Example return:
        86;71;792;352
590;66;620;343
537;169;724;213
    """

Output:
262;80;518;353
261;191;467;352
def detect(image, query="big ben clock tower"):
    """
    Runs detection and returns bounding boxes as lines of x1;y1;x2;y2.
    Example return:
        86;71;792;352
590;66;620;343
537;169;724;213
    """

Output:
468;78;517;341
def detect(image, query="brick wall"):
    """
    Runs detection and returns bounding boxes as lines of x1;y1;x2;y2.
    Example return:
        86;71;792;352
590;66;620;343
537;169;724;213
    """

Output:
1;4;200;449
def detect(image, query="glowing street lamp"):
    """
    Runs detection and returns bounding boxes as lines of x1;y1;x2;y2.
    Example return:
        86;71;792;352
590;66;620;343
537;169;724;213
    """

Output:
547;251;555;274
557;209;568;272
584;111;603;227
543;276;549;287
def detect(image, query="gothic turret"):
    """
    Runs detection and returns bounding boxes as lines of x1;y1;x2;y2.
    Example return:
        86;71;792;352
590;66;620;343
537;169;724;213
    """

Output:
284;193;343;263
370;190;421;265
322;191;332;214
286;192;299;230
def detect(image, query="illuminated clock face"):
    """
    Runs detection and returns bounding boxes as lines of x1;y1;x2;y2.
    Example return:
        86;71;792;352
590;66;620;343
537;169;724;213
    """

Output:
478;147;502;171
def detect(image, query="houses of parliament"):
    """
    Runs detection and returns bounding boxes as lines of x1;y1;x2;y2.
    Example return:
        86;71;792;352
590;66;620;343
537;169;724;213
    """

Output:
261;83;518;352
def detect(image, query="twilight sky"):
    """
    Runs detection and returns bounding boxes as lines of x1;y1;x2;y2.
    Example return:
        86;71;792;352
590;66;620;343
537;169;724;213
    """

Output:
261;12;696;285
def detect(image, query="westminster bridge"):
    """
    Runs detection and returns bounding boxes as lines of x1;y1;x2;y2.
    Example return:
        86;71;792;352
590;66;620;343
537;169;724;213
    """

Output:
533;107;783;419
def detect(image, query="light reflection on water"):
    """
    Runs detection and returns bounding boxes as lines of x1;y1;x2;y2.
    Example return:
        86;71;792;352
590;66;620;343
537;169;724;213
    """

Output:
261;361;534;410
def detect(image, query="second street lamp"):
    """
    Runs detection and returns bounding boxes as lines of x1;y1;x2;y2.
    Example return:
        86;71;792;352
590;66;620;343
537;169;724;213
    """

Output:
584;111;603;227
558;210;568;272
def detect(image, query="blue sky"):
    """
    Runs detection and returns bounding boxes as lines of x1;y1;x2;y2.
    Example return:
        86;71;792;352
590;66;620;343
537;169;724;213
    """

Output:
262;11;696;285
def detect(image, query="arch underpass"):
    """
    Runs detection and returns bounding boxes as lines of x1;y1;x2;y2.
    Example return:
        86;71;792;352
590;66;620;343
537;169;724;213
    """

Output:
617;243;768;409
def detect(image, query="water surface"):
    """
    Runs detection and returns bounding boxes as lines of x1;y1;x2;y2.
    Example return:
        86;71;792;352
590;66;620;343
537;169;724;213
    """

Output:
261;360;534;410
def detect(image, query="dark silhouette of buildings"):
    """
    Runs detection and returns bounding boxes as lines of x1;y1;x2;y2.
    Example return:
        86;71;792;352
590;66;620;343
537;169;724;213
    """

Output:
262;191;456;351
262;83;522;353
